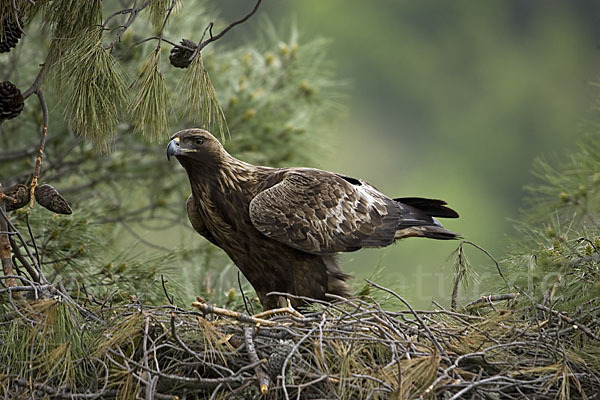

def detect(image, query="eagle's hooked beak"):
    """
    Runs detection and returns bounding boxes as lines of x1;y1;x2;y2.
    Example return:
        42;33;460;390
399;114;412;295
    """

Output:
166;139;180;161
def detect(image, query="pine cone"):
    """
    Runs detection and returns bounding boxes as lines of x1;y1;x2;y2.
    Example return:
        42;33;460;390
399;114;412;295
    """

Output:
0;81;24;122
263;341;295;378
35;184;72;215
4;184;30;211
0;16;22;53
169;39;197;68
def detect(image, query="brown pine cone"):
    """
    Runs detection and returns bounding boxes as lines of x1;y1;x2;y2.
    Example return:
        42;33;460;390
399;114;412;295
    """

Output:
169;39;197;68
0;81;24;122
4;184;29;211
0;16;22;53
35;184;72;215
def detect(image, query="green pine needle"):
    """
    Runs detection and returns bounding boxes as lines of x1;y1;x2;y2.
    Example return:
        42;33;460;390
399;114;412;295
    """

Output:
60;28;128;152
129;49;169;142
46;0;101;36
149;0;171;31
181;54;229;141
45;0;102;68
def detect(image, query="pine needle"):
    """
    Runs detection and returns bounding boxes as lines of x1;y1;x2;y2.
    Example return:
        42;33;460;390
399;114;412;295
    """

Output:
45;0;102;68
129;49;169;141
59;28;128;152
181;54;229;141
399;355;440;399
449;242;480;309
148;0;171;31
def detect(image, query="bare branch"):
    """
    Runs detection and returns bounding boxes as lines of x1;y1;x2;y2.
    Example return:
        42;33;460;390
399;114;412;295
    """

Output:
28;88;49;208
196;0;262;53
0;185;18;290
465;293;519;309
243;326;269;395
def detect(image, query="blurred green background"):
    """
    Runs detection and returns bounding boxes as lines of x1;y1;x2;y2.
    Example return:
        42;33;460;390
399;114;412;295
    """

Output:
216;0;600;306
4;0;598;310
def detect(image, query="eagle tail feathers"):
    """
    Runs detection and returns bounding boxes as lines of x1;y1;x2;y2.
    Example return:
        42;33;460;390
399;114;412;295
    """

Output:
394;197;459;218
392;196;461;240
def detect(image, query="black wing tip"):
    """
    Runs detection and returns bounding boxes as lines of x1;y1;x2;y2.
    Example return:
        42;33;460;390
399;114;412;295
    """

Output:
394;197;459;219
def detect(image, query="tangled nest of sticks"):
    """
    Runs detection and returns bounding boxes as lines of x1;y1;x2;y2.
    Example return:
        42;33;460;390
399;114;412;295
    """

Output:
1;276;600;400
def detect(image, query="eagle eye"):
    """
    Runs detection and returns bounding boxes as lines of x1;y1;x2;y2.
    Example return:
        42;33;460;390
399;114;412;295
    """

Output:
194;137;205;145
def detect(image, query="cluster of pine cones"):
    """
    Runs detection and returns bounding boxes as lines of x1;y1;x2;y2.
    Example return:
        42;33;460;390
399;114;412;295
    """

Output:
1;15;24;122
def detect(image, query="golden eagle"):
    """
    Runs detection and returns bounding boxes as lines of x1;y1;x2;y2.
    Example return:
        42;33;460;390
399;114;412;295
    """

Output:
167;128;459;309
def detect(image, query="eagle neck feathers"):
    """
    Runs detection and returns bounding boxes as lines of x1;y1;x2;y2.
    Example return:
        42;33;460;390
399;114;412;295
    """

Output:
184;152;267;237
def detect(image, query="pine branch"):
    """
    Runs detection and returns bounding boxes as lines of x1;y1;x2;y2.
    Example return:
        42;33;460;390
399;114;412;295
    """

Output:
181;54;228;140
104;0;153;51
60;28;128;151
195;0;263;54
129;48;169;141
29;88;48;208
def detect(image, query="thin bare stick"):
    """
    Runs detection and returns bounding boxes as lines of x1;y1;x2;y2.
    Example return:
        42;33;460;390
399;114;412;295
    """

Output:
243;326;269;395
238;270;252;315
22;67;46;99
161;275;174;305
25;213;41;272
9;237;39;282
252;299;304;320
156;0;177;49
191;298;277;326
281;323;319;400
535;304;600;341
188;0;262;62
104;0;153;51
366;279;445;354
170;313;205;363
29;89;49;208
0;207;45;282
197;0;262;52
0;284;52;295
132;36;184;49
0;184;17;289
465;293;519;309
450;243;467;310
462;240;512;292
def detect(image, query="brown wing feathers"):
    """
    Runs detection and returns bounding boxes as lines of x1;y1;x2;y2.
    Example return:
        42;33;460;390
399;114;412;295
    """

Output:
250;170;399;254
250;170;460;253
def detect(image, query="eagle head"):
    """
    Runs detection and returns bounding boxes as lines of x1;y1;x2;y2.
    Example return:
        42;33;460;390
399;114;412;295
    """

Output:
167;128;224;166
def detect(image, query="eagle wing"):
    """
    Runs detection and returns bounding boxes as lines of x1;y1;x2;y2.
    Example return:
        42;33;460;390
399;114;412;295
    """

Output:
186;194;219;247
249;169;402;255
